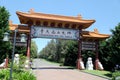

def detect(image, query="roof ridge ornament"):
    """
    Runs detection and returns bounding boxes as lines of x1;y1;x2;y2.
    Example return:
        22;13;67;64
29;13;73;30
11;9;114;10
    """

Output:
9;20;13;25
77;14;82;19
29;8;34;13
94;28;99;33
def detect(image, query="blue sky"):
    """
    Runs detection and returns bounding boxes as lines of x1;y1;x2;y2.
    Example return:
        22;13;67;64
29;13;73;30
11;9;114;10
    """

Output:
0;0;120;52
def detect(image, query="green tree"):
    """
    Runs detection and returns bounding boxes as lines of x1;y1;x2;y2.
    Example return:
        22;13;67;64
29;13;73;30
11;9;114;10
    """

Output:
110;23;120;64
99;23;120;70
0;6;11;63
47;39;56;61
39;39;79;66
31;40;38;58
99;41;112;70
39;39;56;61
64;40;78;66
55;39;61;62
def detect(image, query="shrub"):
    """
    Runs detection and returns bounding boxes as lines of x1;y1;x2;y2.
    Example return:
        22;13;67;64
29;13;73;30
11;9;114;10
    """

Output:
0;69;9;80
19;54;26;68
112;71;120;80
0;69;36;80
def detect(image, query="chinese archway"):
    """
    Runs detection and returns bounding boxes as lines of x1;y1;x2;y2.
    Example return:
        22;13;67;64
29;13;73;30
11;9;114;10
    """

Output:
9;9;110;70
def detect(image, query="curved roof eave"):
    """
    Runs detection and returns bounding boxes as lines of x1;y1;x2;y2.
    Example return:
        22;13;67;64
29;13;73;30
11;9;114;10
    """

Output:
16;11;95;29
82;31;110;39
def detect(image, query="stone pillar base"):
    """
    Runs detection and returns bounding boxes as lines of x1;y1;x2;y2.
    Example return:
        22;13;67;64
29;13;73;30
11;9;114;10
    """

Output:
95;59;99;70
76;58;85;70
95;59;104;70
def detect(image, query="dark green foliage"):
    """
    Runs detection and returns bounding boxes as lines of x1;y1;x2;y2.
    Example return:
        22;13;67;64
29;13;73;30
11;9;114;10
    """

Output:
110;23;120;65
0;6;11;63
112;71;120;80
0;69;9;80
14;46;27;59
99;41;114;70
99;23;120;71
31;40;38;58
64;40;78;66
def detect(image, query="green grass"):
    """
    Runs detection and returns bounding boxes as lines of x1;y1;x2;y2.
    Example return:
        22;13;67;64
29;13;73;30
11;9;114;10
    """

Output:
42;59;60;65
43;59;76;68
82;70;112;79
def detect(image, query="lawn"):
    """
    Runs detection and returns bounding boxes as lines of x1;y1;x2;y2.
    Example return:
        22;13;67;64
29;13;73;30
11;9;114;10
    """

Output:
82;70;112;79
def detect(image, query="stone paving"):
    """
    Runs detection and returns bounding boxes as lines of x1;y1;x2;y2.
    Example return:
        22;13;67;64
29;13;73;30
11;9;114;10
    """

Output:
32;59;109;80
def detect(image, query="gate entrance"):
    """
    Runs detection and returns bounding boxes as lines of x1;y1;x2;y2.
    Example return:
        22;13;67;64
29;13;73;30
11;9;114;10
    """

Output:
9;9;110;70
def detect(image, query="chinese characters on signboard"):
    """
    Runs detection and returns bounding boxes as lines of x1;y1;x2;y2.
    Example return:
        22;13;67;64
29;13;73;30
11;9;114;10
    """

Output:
82;41;96;50
10;37;27;47
31;26;80;40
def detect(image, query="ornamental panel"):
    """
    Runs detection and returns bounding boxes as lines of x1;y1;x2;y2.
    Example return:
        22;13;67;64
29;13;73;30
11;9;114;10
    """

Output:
31;26;80;40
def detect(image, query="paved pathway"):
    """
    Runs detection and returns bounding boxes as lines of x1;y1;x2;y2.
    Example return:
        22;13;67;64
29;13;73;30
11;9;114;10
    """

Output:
32;59;108;80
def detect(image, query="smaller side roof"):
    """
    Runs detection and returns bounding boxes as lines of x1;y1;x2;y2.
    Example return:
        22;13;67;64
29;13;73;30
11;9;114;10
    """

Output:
9;21;30;34
82;29;110;40
9;21;110;40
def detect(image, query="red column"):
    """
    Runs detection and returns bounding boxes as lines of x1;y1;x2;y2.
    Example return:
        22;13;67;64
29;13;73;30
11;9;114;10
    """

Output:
26;34;31;59
76;30;82;69
26;25;32;59
27;35;31;59
95;40;99;70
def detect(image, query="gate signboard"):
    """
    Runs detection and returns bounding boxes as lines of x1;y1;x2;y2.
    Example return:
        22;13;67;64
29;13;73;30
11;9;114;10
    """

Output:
10;37;27;47
82;41;96;50
31;26;79;40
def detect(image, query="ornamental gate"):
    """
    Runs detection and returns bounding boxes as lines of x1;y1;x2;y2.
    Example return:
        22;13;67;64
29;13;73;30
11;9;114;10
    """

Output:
9;9;109;70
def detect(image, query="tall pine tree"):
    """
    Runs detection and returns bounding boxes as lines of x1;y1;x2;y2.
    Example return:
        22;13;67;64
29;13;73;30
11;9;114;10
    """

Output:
0;6;11;63
109;23;120;65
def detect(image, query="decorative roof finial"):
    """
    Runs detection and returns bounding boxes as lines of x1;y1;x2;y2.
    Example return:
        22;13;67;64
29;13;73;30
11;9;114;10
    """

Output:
9;20;13;25
77;14;82;19
29;8;34;13
94;28;99;33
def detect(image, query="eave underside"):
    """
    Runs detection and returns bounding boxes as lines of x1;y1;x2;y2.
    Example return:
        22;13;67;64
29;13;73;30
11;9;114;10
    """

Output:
9;22;110;40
